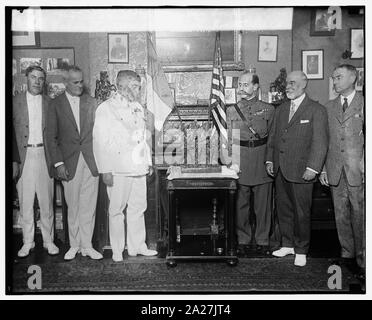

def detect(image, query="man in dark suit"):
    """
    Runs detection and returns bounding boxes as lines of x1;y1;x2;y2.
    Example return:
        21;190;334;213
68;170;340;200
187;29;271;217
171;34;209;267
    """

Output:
266;71;329;266
319;64;364;271
46;65;102;261
13;66;59;258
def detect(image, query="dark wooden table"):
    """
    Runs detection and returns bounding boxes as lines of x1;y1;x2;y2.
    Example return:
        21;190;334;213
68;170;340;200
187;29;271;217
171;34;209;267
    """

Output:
166;176;238;267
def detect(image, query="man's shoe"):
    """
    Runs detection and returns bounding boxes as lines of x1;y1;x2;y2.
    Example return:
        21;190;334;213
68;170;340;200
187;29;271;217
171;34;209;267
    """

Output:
272;247;295;257
294;254;307;267
43;242;59;256
256;245;271;255
64;247;80;261
112;252;123;262
17;243;35;258
128;247;158;257
81;248;103;260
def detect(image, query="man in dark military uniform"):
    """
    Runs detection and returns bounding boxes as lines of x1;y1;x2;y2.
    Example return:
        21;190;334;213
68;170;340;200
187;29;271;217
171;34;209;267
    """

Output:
227;71;275;255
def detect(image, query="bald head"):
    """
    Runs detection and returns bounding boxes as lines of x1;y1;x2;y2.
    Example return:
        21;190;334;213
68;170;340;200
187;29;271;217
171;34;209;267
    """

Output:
286;71;308;100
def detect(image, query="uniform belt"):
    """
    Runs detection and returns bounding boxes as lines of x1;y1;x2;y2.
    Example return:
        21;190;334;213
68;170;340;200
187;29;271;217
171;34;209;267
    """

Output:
239;136;267;148
27;143;44;147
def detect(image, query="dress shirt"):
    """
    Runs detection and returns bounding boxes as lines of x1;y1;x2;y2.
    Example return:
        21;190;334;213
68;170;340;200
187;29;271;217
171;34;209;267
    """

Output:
26;91;43;144
65;91;81;133
340;90;356;110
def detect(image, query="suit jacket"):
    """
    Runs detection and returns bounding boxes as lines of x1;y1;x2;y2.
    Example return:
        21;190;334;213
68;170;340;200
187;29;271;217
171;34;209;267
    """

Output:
266;94;329;183
45;92;99;180
12;123;20;163
227;97;275;186
324;92;364;186
12;92;53;176
93;93;151;176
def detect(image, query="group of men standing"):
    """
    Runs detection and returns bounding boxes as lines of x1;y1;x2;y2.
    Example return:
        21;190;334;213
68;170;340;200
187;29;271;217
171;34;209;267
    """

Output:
231;64;364;270
12;63;364;270
12;65;157;262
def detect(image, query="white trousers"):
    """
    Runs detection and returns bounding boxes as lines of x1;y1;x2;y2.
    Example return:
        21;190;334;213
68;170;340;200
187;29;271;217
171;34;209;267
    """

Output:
106;175;147;255
62;153;99;249
16;147;54;245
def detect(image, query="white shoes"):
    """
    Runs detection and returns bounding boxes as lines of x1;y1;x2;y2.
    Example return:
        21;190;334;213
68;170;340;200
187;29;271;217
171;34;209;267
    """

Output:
294;254;307;267
272;247;295;257
64;247;81;261
112;252;123;262
17;242;35;258
43;242;60;256
128;246;158;257
81;248;103;260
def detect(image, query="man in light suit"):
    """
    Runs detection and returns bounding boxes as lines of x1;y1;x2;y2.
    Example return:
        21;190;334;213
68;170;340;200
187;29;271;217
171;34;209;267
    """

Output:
13;66;59;258
93;70;157;262
319;64;365;270
46;65;102;261
266;71;329;266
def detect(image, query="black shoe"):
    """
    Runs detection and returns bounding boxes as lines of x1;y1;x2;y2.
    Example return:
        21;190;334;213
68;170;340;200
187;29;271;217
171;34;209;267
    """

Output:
237;244;247;257
256;245;271;255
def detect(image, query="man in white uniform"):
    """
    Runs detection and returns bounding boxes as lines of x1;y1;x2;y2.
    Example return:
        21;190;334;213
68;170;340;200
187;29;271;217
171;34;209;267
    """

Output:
13;66;59;257
93;70;157;262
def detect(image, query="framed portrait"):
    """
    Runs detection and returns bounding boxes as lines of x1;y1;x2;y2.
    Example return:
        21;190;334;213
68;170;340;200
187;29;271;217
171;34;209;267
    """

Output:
301;49;324;80
12;31;40;47
258;35;278;62
156;31;243;72
108;33;129;64
355;67;364;91
310;9;336;36
224;88;237;105
350;29;364;59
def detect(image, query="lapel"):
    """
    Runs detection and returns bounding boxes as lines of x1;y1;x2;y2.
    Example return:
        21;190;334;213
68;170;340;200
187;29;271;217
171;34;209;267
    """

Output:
79;94;88;137
42;95;48;130
285;95;309;129
332;97;343;124
61;92;80;134
343;92;363;122
20;92;29;125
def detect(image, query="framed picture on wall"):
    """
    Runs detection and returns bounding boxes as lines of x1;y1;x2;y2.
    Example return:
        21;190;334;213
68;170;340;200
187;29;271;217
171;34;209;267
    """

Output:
12;31;40;47
258;35;278;62
355;67;364;91
108;33;129;64
350;29;364;59
310;9;336;36
224;88;237;104
301;49;323;79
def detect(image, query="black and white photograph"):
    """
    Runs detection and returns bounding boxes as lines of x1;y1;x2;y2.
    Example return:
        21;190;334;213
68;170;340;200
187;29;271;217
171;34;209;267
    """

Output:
5;4;367;303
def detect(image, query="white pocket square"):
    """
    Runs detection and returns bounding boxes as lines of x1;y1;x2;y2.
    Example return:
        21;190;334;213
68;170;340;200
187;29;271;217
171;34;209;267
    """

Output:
300;120;310;124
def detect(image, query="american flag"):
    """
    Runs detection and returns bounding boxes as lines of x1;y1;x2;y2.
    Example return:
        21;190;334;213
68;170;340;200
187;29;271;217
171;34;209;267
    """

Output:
210;32;228;143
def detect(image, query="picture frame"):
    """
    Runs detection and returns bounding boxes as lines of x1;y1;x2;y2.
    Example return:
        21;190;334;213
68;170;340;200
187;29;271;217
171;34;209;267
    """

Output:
301;49;324;80
12;31;40;47
108;33;129;64
310;9;336;36
224;88;237;105
350;28;364;59
156;31;243;72
355;67;364;91
258;35;278;62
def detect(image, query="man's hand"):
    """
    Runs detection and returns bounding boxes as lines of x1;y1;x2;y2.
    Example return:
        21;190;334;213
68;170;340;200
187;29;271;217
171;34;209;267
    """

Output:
302;168;316;181
319;172;329;186
56;164;69;181
13;162;19;180
148;166;154;176
102;172;113;187
266;162;274;177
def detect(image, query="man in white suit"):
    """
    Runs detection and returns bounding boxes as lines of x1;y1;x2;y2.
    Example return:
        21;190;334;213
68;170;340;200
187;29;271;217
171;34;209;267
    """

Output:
93;70;157;262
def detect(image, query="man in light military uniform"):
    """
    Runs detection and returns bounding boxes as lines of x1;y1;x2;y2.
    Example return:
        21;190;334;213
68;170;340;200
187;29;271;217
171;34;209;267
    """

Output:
93;70;157;262
227;71;275;255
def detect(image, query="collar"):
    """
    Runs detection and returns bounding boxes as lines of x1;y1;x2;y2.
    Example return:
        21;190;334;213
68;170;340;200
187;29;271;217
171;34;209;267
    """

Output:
65;91;80;101
291;93;306;107
240;95;258;106
26;91;42;101
340;90;356;104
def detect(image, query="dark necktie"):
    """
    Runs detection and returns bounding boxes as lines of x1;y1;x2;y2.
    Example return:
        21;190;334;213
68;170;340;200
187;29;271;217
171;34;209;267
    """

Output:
342;97;348;112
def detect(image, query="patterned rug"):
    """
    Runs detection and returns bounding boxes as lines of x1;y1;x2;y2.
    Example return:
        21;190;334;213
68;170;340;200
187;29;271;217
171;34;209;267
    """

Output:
11;256;362;293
